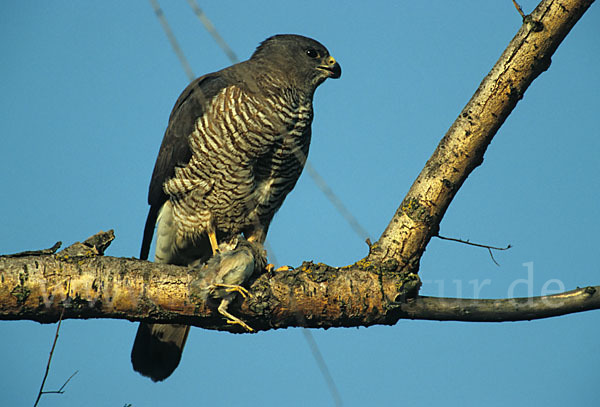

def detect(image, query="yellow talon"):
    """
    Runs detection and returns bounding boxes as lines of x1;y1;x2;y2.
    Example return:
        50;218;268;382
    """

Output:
226;318;254;332
217;298;254;332
266;263;292;272
210;283;251;298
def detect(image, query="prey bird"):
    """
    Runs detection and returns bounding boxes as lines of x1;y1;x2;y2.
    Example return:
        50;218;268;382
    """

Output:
191;236;267;333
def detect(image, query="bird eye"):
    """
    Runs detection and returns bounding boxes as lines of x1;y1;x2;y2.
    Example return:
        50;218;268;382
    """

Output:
306;49;319;58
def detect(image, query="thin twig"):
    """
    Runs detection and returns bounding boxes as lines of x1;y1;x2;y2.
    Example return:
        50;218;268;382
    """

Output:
33;279;72;407
33;309;64;406
487;248;500;267
436;234;511;251
40;370;79;395
436;234;511;266
512;0;526;19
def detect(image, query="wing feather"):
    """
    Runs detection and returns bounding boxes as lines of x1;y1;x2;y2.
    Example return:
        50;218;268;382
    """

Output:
140;73;230;259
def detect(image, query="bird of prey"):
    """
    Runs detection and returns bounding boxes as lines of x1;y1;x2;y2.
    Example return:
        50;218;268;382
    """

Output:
131;34;341;382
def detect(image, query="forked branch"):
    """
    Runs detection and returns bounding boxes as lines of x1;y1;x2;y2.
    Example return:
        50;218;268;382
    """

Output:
0;0;598;330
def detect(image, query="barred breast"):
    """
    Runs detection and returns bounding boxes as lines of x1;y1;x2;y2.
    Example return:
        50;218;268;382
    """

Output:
163;83;313;245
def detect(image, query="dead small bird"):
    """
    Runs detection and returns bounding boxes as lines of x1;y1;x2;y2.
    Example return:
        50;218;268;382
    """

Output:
191;236;267;332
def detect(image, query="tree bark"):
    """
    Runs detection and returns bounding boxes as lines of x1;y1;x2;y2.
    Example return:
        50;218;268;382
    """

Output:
398;288;600;322
1;241;598;329
0;241;420;331
1;0;598;330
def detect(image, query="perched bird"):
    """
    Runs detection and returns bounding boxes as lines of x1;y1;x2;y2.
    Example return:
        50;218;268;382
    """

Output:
191;236;268;332
131;34;341;382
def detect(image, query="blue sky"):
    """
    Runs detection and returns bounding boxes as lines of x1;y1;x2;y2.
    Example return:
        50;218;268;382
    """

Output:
2;1;599;406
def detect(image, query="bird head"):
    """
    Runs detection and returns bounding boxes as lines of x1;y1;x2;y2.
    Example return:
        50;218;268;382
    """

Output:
251;34;341;94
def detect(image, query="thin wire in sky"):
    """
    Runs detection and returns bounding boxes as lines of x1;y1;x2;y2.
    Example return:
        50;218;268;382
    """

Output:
304;161;370;240
301;327;343;406
186;0;239;63
148;0;195;82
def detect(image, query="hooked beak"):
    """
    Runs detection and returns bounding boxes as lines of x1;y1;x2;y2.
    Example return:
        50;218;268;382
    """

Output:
318;56;341;79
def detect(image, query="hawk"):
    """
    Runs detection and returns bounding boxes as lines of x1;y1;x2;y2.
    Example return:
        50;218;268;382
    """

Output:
131;34;341;382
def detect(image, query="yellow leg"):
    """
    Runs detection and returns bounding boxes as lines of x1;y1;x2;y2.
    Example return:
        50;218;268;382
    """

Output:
208;229;219;255
209;283;251;299
217;298;254;332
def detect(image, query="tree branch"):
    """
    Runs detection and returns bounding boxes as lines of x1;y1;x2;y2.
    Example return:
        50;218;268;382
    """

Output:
1;0;598;330
397;287;600;322
367;0;595;271
1;242;598;328
0;246;420;331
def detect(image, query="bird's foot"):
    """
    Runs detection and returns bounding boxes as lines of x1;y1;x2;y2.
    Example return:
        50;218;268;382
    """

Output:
217;299;254;332
210;283;251;298
226;317;255;332
266;264;294;272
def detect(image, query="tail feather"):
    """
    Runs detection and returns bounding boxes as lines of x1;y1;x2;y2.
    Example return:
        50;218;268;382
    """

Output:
131;323;190;382
133;201;204;381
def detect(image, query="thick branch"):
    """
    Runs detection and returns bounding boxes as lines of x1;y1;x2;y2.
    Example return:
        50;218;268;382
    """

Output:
0;251;420;331
1;251;598;328
367;0;595;270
